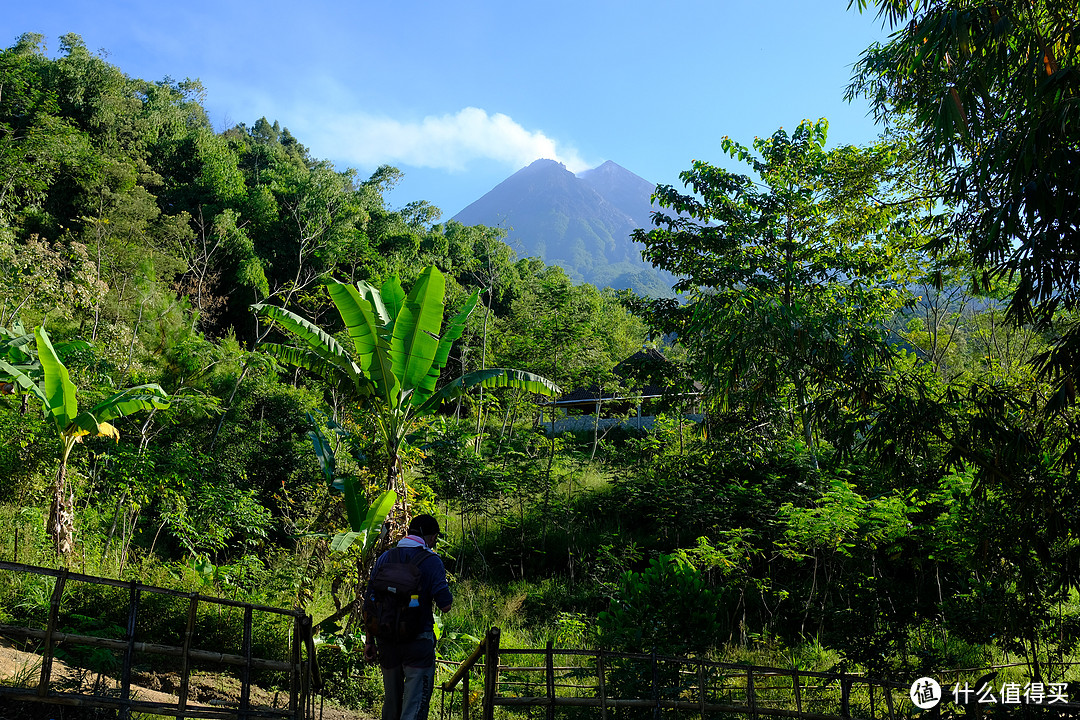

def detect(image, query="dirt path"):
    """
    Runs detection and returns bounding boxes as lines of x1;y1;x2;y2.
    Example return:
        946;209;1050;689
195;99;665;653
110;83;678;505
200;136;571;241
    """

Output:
0;639;374;720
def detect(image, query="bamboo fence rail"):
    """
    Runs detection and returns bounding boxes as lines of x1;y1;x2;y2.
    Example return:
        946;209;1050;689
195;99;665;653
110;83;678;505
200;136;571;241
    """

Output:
436;627;1080;720
0;561;320;720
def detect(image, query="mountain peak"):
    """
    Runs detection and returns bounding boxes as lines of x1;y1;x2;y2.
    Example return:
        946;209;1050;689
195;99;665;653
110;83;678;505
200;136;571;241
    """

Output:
579;159;624;176
452;160;676;297
577;161;657;229
524;157;568;172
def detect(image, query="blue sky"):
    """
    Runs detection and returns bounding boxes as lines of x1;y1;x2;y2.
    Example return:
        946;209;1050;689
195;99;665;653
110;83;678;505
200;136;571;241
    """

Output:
9;1;894;218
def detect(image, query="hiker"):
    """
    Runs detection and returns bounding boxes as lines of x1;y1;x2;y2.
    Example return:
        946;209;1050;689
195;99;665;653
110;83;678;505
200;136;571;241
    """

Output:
363;514;453;720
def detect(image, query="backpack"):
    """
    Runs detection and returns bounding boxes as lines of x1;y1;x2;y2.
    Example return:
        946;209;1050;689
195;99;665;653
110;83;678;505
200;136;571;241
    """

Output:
366;547;435;642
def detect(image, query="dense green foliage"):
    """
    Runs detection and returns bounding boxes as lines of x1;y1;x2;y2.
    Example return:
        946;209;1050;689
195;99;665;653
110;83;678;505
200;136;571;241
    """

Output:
848;0;1080;406
629;119;922;466
2;16;1080;713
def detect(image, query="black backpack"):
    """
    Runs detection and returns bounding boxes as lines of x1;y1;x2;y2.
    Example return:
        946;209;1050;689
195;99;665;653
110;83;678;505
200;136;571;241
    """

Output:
366;548;435;642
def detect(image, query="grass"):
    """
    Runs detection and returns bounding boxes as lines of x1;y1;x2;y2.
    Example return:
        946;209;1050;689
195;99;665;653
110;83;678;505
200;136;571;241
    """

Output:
441;578;552;655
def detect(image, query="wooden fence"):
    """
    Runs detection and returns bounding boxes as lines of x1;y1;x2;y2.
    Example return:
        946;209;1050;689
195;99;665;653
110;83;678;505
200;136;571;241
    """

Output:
438;628;912;720
0;561;320;719
437;629;1080;719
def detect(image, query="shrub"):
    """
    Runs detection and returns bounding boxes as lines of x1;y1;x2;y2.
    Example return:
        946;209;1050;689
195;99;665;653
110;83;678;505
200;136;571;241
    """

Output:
597;553;730;656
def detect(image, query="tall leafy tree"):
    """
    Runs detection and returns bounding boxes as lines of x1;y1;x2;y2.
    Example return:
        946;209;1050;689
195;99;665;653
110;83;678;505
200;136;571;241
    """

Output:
631;119;918;461
848;0;1080;407
495;263;643;391
0;35;92;225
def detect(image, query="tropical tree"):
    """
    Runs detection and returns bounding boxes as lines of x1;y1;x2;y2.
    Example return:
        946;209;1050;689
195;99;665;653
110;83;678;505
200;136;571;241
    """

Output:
0;326;170;555
0;34;90;223
253;265;559;524
630;119;920;463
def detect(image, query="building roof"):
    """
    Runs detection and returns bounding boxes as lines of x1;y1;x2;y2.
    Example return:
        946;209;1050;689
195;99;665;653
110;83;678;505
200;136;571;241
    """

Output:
548;348;701;407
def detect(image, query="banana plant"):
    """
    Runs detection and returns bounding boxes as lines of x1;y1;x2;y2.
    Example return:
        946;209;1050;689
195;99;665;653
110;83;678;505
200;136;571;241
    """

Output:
254;265;559;517
0;322;87;400
306;413;396;555
0;327;170;555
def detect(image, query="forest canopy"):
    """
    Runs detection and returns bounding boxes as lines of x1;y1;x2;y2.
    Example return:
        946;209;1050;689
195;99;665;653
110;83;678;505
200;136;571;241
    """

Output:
2;13;1080;708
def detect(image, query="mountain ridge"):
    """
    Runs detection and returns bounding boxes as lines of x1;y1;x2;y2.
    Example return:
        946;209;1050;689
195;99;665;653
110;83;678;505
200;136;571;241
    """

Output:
452;159;677;297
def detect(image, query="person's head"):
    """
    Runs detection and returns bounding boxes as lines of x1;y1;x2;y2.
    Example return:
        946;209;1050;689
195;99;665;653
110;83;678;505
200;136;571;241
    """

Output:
408;514;441;547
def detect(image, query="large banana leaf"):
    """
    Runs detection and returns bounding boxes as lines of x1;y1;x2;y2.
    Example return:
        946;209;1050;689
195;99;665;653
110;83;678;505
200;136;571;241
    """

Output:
379;275;406;330
417;368;560;415
413;288;479;406
69;385;171;437
391;266;444;395
67;420;120;442
342;475;365;531
36;328;77;431
362;489;397;535
357;279;391;328
87;384;171;422
1;320;27;336
1;329;88;374
259;343;372;397
328;531;361;554
0;330;35;366
330;489;396;554
252;303;366;394
306;416;337;487
324;280;401;408
0;357;47;406
1;330;89;379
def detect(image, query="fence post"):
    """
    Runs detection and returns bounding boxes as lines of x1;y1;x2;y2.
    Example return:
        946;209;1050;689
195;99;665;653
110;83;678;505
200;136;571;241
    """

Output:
239;605;254;718
652;648;660;720
482;627;500;720
37;568;68;698
302;614;321;695
699;662;707;717
883;682;897;720
793;667;803;718
545;640;555;720
463;670;470;720
299;615;311;720
179;593;199;719
597;648;607;720
747;667;758;720
289;613;300;720
840;672;851;720
120;580;140;720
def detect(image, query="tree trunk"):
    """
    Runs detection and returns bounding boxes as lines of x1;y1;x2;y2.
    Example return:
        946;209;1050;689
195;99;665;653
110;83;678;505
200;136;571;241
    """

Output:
590;398;602;463
48;441;77;557
796;381;818;471
474;289;492;454
208;362;250;454
148;517;169;558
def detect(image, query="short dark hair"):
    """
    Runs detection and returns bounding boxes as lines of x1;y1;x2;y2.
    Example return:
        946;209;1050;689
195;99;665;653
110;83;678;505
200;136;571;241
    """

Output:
408;514;441;537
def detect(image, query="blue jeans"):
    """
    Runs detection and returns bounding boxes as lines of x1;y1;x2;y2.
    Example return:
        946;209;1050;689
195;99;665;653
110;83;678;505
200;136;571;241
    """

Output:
379;633;436;720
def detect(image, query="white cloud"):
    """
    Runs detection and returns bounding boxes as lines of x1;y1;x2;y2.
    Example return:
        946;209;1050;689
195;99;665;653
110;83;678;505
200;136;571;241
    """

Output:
312;107;589;173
